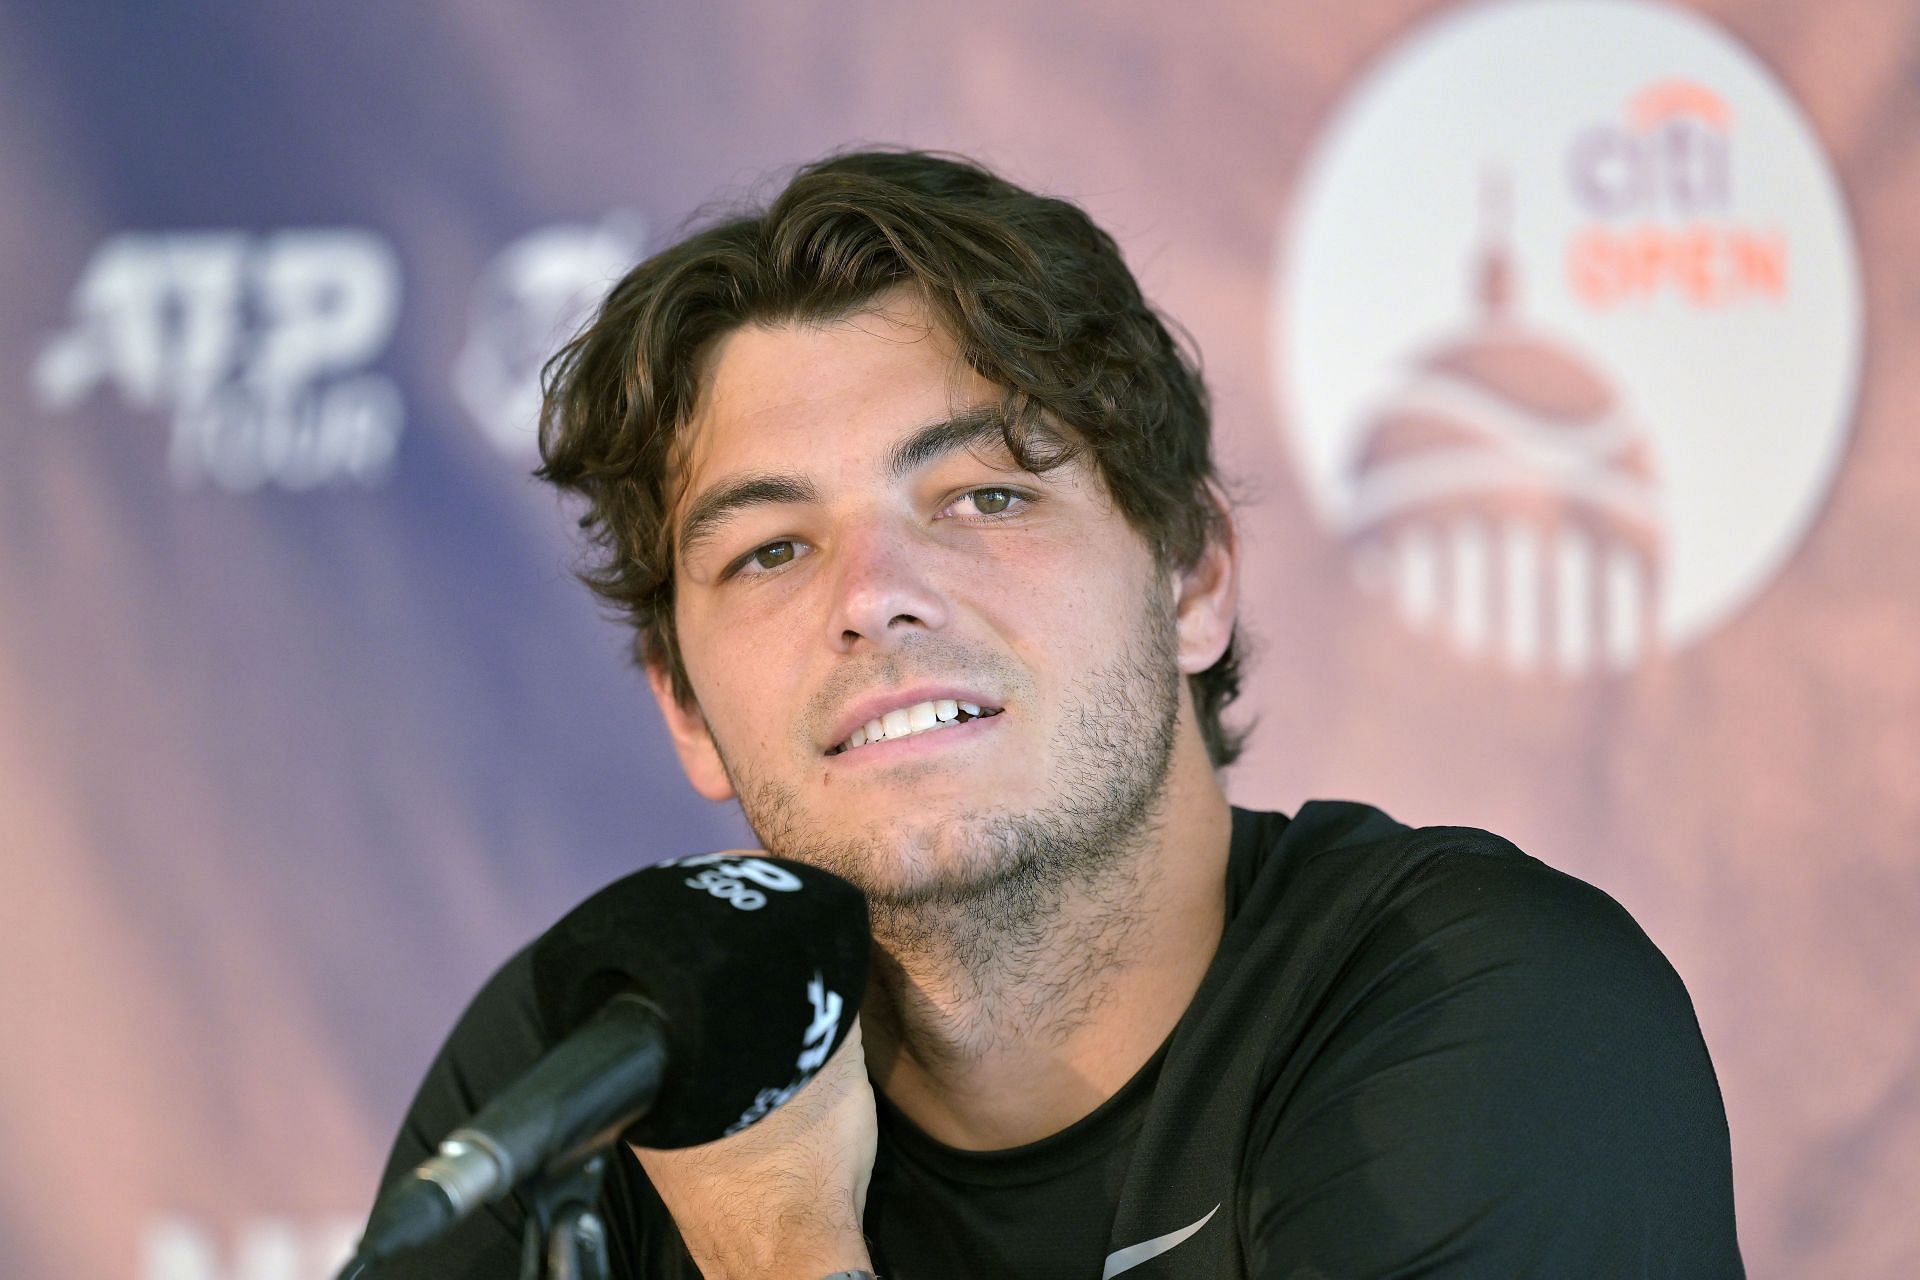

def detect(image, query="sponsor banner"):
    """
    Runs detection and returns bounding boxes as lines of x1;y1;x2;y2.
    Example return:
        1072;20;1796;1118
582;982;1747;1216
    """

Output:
36;230;405;491
1275;0;1861;672
139;1217;358;1280
454;214;646;458
0;2;1912;1277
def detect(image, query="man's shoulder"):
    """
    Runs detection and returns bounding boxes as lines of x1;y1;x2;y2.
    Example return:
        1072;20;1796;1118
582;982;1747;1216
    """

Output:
1209;804;1741;1274
1228;799;1689;1019
1239;799;1637;933
1241;797;1531;874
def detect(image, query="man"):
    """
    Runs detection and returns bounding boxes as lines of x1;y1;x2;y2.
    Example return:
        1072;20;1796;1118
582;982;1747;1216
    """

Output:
372;150;1743;1277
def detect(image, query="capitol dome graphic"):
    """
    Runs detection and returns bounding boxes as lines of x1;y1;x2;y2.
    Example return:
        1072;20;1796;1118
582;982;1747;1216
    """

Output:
1344;187;1662;675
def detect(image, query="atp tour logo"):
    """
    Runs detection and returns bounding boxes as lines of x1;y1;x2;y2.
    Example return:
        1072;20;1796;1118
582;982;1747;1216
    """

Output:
34;230;403;492
1273;0;1862;674
453;214;644;456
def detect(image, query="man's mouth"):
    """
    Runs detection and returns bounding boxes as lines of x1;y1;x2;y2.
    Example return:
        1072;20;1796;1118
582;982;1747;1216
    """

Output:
826;699;1004;756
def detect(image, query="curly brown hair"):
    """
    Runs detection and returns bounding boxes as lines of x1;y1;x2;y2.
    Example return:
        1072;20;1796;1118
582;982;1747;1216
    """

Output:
537;149;1249;767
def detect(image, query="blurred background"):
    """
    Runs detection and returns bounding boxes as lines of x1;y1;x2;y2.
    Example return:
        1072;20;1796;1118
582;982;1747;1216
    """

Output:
2;0;1914;1275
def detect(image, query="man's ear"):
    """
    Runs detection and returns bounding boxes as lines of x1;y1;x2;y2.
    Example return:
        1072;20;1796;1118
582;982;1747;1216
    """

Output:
1169;484;1240;676
645;661;737;802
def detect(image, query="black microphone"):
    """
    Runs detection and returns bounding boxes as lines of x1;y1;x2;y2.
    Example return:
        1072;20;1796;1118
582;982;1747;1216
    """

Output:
350;852;869;1268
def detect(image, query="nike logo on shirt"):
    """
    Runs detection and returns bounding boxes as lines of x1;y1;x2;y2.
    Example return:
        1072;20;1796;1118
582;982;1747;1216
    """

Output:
1102;1204;1221;1278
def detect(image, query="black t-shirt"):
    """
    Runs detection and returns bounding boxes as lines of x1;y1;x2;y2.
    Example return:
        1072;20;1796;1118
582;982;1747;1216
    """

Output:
368;802;1744;1277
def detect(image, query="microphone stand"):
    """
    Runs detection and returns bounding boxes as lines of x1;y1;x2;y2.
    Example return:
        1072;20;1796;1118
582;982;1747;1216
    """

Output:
334;1146;615;1280
517;1147;613;1280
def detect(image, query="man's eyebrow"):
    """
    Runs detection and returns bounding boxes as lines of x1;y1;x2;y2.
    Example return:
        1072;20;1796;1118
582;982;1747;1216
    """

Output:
678;474;821;561
886;406;1026;480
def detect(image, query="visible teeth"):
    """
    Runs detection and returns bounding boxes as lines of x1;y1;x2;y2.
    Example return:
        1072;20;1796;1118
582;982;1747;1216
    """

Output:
836;698;999;753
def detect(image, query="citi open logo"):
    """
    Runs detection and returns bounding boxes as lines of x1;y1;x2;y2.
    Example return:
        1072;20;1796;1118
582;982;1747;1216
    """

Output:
1273;0;1861;674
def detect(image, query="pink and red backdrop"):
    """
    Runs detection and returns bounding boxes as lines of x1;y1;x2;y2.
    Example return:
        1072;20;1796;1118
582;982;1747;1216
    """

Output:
1;1;1913;1276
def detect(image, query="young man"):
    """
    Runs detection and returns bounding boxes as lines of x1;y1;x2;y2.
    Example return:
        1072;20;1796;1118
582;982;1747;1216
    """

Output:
373;151;1743;1277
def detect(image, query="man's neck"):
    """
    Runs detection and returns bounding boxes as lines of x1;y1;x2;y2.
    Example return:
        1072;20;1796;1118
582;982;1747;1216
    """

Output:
859;742;1233;1151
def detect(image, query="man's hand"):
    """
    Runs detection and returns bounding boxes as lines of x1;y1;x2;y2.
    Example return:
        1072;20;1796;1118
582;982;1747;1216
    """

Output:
632;1017;878;1279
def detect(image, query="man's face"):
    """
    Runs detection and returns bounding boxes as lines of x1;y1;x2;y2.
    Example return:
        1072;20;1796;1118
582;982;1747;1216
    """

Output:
654;290;1223;905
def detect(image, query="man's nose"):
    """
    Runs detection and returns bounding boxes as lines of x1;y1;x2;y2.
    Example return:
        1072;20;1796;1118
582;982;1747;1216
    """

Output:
824;519;951;652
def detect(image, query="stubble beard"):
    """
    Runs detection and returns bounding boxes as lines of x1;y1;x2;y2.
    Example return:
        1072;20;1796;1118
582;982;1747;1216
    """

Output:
712;590;1185;1060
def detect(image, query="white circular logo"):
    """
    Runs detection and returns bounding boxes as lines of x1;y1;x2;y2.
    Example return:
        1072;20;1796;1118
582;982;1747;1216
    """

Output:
1272;0;1861;672
455;214;646;456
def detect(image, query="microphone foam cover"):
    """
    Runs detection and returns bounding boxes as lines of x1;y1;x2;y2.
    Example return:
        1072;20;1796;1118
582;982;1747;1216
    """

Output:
530;853;868;1149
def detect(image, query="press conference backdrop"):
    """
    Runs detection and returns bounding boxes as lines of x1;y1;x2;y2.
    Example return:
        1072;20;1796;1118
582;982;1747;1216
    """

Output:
2;0;1913;1275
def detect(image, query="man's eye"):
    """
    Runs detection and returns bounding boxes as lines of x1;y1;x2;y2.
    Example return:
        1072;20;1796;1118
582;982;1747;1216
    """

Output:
749;540;799;571
971;487;1014;515
948;486;1025;518
725;539;806;578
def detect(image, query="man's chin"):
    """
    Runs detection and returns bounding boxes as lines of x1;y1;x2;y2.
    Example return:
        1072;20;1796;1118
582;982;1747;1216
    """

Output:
760;809;1032;908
